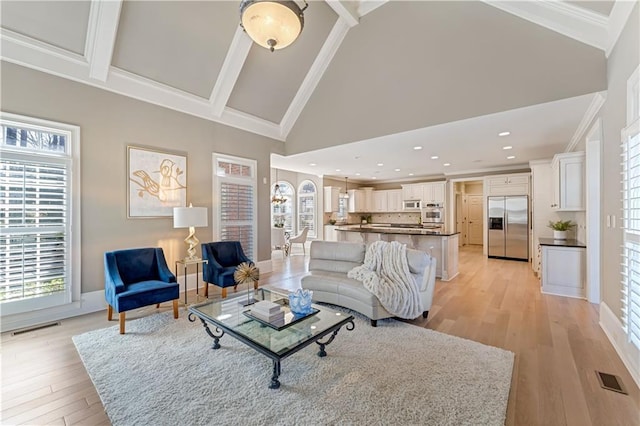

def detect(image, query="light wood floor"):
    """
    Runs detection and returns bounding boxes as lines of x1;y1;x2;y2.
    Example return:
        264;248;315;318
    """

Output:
1;246;638;425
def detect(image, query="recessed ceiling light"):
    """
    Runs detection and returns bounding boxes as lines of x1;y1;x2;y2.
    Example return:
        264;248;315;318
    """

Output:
372;177;377;180
431;156;439;160
502;146;513;150
443;163;451;167
394;168;401;172
499;131;511;137
413;146;423;150
309;163;316;166
507;155;516;160
409;173;414;176
335;168;341;172
377;163;384;166
355;172;361;176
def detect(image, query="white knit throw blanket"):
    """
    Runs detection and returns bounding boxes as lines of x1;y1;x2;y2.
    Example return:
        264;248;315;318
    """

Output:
347;241;423;319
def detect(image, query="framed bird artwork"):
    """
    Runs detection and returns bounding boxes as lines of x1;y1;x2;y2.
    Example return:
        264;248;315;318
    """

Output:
127;146;187;218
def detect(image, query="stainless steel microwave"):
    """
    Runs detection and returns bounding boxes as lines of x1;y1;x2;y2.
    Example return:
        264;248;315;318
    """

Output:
402;200;422;210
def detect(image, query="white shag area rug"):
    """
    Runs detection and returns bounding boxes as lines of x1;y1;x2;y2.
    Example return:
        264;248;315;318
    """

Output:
73;311;514;426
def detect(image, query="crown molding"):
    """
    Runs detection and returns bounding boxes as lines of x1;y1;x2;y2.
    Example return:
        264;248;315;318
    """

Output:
566;91;607;152
85;0;122;82
280;19;350;139
482;0;608;51
606;0;637;57
326;0;360;27
209;27;253;118
444;164;531;177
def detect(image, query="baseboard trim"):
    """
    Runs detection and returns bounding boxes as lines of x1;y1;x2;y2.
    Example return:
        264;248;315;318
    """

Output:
1;290;106;333
599;301;640;388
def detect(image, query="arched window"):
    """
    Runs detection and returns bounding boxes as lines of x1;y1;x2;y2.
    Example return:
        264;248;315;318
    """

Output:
271;181;294;233
297;180;316;238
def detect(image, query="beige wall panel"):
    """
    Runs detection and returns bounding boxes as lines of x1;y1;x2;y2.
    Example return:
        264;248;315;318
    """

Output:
0;62;284;294
602;5;639;320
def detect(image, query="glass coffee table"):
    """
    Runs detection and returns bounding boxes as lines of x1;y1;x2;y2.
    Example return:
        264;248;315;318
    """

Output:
188;287;355;389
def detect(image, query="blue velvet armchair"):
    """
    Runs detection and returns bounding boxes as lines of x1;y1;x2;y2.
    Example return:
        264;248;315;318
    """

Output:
201;241;257;298
104;247;180;334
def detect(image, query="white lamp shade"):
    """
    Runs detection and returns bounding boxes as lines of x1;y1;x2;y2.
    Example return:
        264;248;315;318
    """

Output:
173;206;208;228
241;1;303;51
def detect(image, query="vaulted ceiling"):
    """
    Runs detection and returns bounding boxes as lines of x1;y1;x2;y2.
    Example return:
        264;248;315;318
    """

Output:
1;1;635;181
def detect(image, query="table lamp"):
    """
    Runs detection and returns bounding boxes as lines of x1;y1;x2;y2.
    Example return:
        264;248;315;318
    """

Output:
173;204;208;261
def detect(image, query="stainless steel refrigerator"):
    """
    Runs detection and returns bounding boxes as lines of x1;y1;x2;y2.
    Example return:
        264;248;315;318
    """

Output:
488;196;529;261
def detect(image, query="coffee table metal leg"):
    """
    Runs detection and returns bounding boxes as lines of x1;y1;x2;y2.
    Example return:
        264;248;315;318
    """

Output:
270;360;281;389
189;314;225;349
316;320;355;357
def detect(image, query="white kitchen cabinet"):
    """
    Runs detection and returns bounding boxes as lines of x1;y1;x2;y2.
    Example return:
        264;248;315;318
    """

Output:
348;189;366;212
323;186;340;212
361;187;374;212
550;152;585;211
541;244;585;298
373;191;388;212
372;189;403;212
423;181;446;204
324;225;339;241
388;189;403;212
486;173;530;196
402;184;422;201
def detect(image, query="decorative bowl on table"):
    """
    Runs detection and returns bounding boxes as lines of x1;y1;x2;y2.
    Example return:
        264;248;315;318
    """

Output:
288;289;314;316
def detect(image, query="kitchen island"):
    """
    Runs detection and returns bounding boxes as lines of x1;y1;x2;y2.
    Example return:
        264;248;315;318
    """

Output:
336;224;459;281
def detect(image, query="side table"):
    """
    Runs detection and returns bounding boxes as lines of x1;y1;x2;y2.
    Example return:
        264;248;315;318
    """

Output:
175;258;208;305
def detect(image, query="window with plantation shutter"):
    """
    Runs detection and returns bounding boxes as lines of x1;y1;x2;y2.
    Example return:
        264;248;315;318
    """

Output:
0;113;80;315
622;117;640;350
213;154;257;260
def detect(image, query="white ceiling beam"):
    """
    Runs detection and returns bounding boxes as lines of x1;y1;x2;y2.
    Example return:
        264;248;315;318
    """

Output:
280;19;351;139
85;0;122;82
482;0;608;51
325;0;360;27
606;0;638;57
357;0;388;17
209;27;253;118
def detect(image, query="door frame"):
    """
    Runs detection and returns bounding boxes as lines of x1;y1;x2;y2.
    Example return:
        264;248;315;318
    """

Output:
447;178;485;251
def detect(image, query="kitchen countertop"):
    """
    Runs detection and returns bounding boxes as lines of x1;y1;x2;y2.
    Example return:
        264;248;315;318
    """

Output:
336;224;459;237
539;238;586;248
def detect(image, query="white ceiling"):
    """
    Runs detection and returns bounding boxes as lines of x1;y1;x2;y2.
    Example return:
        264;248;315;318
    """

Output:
0;0;634;183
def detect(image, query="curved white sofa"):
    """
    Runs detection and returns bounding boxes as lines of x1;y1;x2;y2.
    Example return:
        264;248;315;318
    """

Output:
301;241;437;326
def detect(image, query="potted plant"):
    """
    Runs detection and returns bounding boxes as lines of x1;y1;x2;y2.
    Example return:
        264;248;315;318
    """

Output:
547;219;575;240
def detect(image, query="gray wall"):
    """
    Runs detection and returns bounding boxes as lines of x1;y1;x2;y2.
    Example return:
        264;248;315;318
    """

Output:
602;4;639;319
0;62;284;294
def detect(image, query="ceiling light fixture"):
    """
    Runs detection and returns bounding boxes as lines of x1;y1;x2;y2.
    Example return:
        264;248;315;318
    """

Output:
394;168;401;172
431;156;439;160
377;163;384;166
309;162;316;166
342;177;350;199
502;146;513;150
498;131;511;137
240;0;308;52
413;146;423;150
443;163;451;167
507;155;516;159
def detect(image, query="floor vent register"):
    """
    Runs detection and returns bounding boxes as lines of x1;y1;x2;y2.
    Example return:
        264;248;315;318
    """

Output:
595;371;628;395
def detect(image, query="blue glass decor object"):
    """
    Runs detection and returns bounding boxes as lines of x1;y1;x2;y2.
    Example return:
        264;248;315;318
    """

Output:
288;289;313;315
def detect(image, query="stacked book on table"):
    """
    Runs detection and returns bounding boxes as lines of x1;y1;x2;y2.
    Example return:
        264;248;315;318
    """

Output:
250;300;285;327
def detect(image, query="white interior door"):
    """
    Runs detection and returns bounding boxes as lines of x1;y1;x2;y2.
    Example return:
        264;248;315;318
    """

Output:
468;195;483;245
